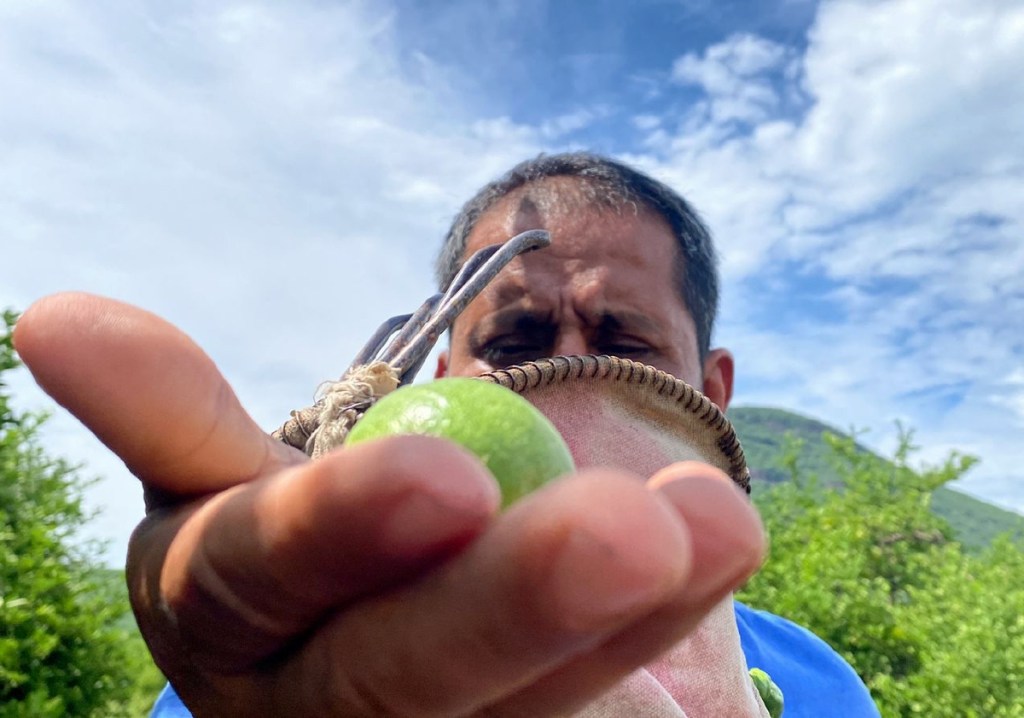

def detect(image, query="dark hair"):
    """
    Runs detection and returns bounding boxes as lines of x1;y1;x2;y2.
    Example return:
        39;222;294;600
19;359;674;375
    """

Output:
435;152;720;359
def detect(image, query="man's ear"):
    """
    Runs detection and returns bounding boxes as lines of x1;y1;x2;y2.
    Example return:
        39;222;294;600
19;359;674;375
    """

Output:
701;348;734;411
434;349;449;379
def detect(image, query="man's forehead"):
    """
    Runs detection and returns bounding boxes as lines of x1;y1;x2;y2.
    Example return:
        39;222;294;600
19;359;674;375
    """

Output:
500;176;611;218
455;184;684;321
464;177;651;253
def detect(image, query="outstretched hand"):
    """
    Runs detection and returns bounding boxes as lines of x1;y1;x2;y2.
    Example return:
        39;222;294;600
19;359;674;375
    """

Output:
14;293;765;717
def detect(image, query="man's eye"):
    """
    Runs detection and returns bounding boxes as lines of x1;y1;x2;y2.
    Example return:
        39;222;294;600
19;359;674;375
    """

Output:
480;339;546;366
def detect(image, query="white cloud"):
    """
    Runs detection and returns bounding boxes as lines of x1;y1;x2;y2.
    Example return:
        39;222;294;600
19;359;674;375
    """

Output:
539;107;607;139
672;33;787;85
992;370;1024;430
632;114;662;131
671;34;790;124
633;0;1024;517
791;0;1024;217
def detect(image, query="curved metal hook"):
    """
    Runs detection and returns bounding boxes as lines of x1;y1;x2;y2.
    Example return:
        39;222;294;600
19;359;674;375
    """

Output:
345;229;551;385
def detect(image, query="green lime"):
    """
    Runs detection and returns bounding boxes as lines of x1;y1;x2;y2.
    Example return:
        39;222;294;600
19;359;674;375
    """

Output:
345;378;576;507
749;668;784;718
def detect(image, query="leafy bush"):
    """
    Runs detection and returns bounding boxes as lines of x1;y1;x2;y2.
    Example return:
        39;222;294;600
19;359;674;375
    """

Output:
740;430;1024;716
0;310;164;717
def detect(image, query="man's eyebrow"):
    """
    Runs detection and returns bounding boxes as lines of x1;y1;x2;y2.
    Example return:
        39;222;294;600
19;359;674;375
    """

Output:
595;310;661;335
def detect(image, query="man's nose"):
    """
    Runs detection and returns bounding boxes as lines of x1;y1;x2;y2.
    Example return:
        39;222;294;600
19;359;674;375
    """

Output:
552;331;590;357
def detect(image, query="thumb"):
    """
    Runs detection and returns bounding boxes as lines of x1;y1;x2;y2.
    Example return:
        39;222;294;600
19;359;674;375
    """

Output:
13;292;302;500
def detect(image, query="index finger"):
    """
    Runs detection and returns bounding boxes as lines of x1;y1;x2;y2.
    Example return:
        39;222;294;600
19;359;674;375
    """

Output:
13;292;303;500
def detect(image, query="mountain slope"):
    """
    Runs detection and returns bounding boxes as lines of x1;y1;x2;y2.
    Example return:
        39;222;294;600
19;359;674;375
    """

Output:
728;406;1024;551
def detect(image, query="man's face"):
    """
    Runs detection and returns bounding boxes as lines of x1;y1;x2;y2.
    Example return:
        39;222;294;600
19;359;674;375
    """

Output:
437;180;733;411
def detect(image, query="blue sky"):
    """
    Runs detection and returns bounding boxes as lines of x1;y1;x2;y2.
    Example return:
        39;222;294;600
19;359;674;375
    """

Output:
3;0;1022;564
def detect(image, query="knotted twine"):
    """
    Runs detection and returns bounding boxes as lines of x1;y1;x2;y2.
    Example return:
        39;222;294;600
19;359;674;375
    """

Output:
271;361;400;459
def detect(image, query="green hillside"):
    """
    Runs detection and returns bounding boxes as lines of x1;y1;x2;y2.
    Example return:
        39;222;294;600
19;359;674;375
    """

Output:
728;406;1024;551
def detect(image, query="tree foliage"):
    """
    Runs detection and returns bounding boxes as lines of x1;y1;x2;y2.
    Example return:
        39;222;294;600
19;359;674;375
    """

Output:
739;430;1024;716
0;310;163;717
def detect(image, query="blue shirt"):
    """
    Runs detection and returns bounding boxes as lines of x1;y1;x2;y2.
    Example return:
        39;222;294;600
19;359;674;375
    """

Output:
151;601;879;717
734;603;880;716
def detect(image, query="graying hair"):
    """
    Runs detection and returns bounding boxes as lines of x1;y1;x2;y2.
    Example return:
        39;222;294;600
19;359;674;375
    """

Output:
435;152;720;359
